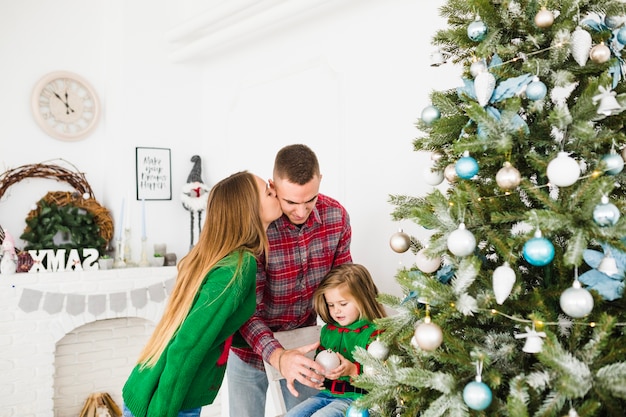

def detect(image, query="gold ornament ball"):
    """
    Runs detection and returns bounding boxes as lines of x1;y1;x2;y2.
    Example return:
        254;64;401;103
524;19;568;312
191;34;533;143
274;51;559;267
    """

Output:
496;162;521;190
589;43;611;64
444;164;457;182
534;8;554;28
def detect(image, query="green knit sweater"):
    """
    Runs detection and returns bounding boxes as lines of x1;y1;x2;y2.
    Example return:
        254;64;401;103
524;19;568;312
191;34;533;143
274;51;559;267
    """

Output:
122;250;257;417
318;318;381;400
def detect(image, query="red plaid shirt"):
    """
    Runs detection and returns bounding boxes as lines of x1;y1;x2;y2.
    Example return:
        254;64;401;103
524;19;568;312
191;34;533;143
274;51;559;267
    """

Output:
231;194;352;370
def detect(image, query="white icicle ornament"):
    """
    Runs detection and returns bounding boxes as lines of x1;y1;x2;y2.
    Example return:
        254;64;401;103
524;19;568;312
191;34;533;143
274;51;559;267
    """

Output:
492;262;516;304
570;26;592;66
474;71;496;107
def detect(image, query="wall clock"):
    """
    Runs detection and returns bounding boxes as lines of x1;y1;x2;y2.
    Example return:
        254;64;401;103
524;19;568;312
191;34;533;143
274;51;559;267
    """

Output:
31;71;100;141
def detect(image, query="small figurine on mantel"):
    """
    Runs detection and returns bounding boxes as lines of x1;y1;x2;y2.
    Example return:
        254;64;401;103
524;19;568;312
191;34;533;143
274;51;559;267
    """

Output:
0;230;18;275
181;155;210;249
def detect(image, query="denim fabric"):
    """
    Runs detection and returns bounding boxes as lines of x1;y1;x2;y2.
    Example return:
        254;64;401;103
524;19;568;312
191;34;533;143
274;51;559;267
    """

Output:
283;392;352;417
226;350;319;416
122;404;201;417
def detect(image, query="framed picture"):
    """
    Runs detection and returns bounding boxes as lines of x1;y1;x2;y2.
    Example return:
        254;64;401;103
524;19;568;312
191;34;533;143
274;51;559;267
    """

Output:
136;147;172;200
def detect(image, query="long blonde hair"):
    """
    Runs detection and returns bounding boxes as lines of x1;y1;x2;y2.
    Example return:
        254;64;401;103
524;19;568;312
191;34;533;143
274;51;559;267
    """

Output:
313;263;387;324
137;171;268;368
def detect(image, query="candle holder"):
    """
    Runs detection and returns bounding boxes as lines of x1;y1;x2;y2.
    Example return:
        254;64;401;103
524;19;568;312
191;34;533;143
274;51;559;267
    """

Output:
138;237;150;267
113;239;126;268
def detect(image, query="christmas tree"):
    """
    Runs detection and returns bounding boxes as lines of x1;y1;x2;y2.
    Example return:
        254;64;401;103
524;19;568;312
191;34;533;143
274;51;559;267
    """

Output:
351;1;626;416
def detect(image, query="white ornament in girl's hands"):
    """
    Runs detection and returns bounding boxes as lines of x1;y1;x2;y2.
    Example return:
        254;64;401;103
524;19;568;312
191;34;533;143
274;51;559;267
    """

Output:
315;349;340;372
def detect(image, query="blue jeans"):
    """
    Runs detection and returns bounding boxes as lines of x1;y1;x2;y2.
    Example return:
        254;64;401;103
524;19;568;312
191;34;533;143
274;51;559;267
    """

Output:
122;404;201;417
284;392;352;417
226;350;319;417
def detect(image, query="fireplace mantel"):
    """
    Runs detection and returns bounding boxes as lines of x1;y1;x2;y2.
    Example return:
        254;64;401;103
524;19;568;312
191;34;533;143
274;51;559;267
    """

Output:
0;266;178;417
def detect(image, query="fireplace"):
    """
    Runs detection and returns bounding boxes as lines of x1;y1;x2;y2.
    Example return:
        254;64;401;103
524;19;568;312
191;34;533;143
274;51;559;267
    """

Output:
0;266;229;416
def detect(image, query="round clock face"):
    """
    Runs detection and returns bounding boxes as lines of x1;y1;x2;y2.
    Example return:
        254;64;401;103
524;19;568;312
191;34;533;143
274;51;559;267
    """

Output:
31;71;100;141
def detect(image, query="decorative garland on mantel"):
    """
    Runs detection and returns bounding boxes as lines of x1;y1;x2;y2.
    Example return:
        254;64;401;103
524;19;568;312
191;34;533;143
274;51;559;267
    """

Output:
0;160;113;255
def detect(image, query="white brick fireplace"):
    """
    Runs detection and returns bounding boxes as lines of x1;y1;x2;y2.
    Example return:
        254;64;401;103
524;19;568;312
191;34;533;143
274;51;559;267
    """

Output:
0;266;182;416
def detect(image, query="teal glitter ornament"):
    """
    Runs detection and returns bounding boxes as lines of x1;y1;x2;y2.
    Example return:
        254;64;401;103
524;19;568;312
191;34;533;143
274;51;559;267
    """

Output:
593;196;620;226
421;105;440;126
523;229;555;266
526;79;547;101
467;19;488;42
455;153;479;179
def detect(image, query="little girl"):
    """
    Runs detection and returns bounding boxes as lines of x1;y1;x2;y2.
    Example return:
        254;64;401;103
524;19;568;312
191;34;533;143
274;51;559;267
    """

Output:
285;263;387;417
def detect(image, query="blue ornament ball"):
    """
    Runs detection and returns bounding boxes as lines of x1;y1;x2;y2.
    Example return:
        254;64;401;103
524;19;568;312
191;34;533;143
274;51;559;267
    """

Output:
618;26;626;45
421;105;441;126
455;156;479;179
467;20;488;42
346;405;369;417
602;153;625;175
523;237;555;266
593;201;621;226
526;80;547;101
463;381;493;411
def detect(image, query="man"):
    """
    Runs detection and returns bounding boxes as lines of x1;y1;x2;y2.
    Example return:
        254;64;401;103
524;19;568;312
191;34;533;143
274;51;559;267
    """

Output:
228;144;352;416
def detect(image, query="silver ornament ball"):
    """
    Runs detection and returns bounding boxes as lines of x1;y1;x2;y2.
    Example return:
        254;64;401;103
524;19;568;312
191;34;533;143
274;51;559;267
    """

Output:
315;349;340;372
389;230;411;253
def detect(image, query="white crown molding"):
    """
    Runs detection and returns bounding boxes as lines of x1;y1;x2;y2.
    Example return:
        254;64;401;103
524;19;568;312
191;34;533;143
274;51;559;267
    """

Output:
166;0;340;62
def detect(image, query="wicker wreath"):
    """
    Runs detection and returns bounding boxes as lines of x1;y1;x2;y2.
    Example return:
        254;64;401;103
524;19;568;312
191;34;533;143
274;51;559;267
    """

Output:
0;160;113;251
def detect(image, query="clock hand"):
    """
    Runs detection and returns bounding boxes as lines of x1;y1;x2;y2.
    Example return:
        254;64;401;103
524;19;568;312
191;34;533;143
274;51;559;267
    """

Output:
52;91;75;115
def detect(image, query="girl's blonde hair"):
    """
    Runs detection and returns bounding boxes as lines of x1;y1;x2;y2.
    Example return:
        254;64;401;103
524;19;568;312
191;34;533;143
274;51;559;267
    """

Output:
137;171;268;368
313;263;386;324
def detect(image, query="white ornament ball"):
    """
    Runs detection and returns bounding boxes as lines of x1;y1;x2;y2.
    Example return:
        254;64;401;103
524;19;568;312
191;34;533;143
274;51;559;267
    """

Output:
423;165;445;186
496;162;521;190
447;223;476;257
547;152;580;187
492;262;516;305
589;43;611;64
470;60;487;78
413;321;443;351
421;105;441;126
602;152;624;175
560;281;594;318
389;230;411;253
525;80;548;101
367;339;389;360
593;198;621;227
534;8;554;28
315;349;340;372
415;248;441;273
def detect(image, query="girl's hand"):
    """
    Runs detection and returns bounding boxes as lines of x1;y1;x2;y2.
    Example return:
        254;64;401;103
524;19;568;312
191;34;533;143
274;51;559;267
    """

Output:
325;352;357;380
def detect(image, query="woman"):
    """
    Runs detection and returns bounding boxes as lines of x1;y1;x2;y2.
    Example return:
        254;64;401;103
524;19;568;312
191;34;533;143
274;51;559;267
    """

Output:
122;171;282;417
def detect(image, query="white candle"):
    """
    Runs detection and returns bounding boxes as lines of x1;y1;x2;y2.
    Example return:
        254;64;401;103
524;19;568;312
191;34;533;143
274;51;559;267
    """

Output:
141;198;147;240
116;198;125;241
